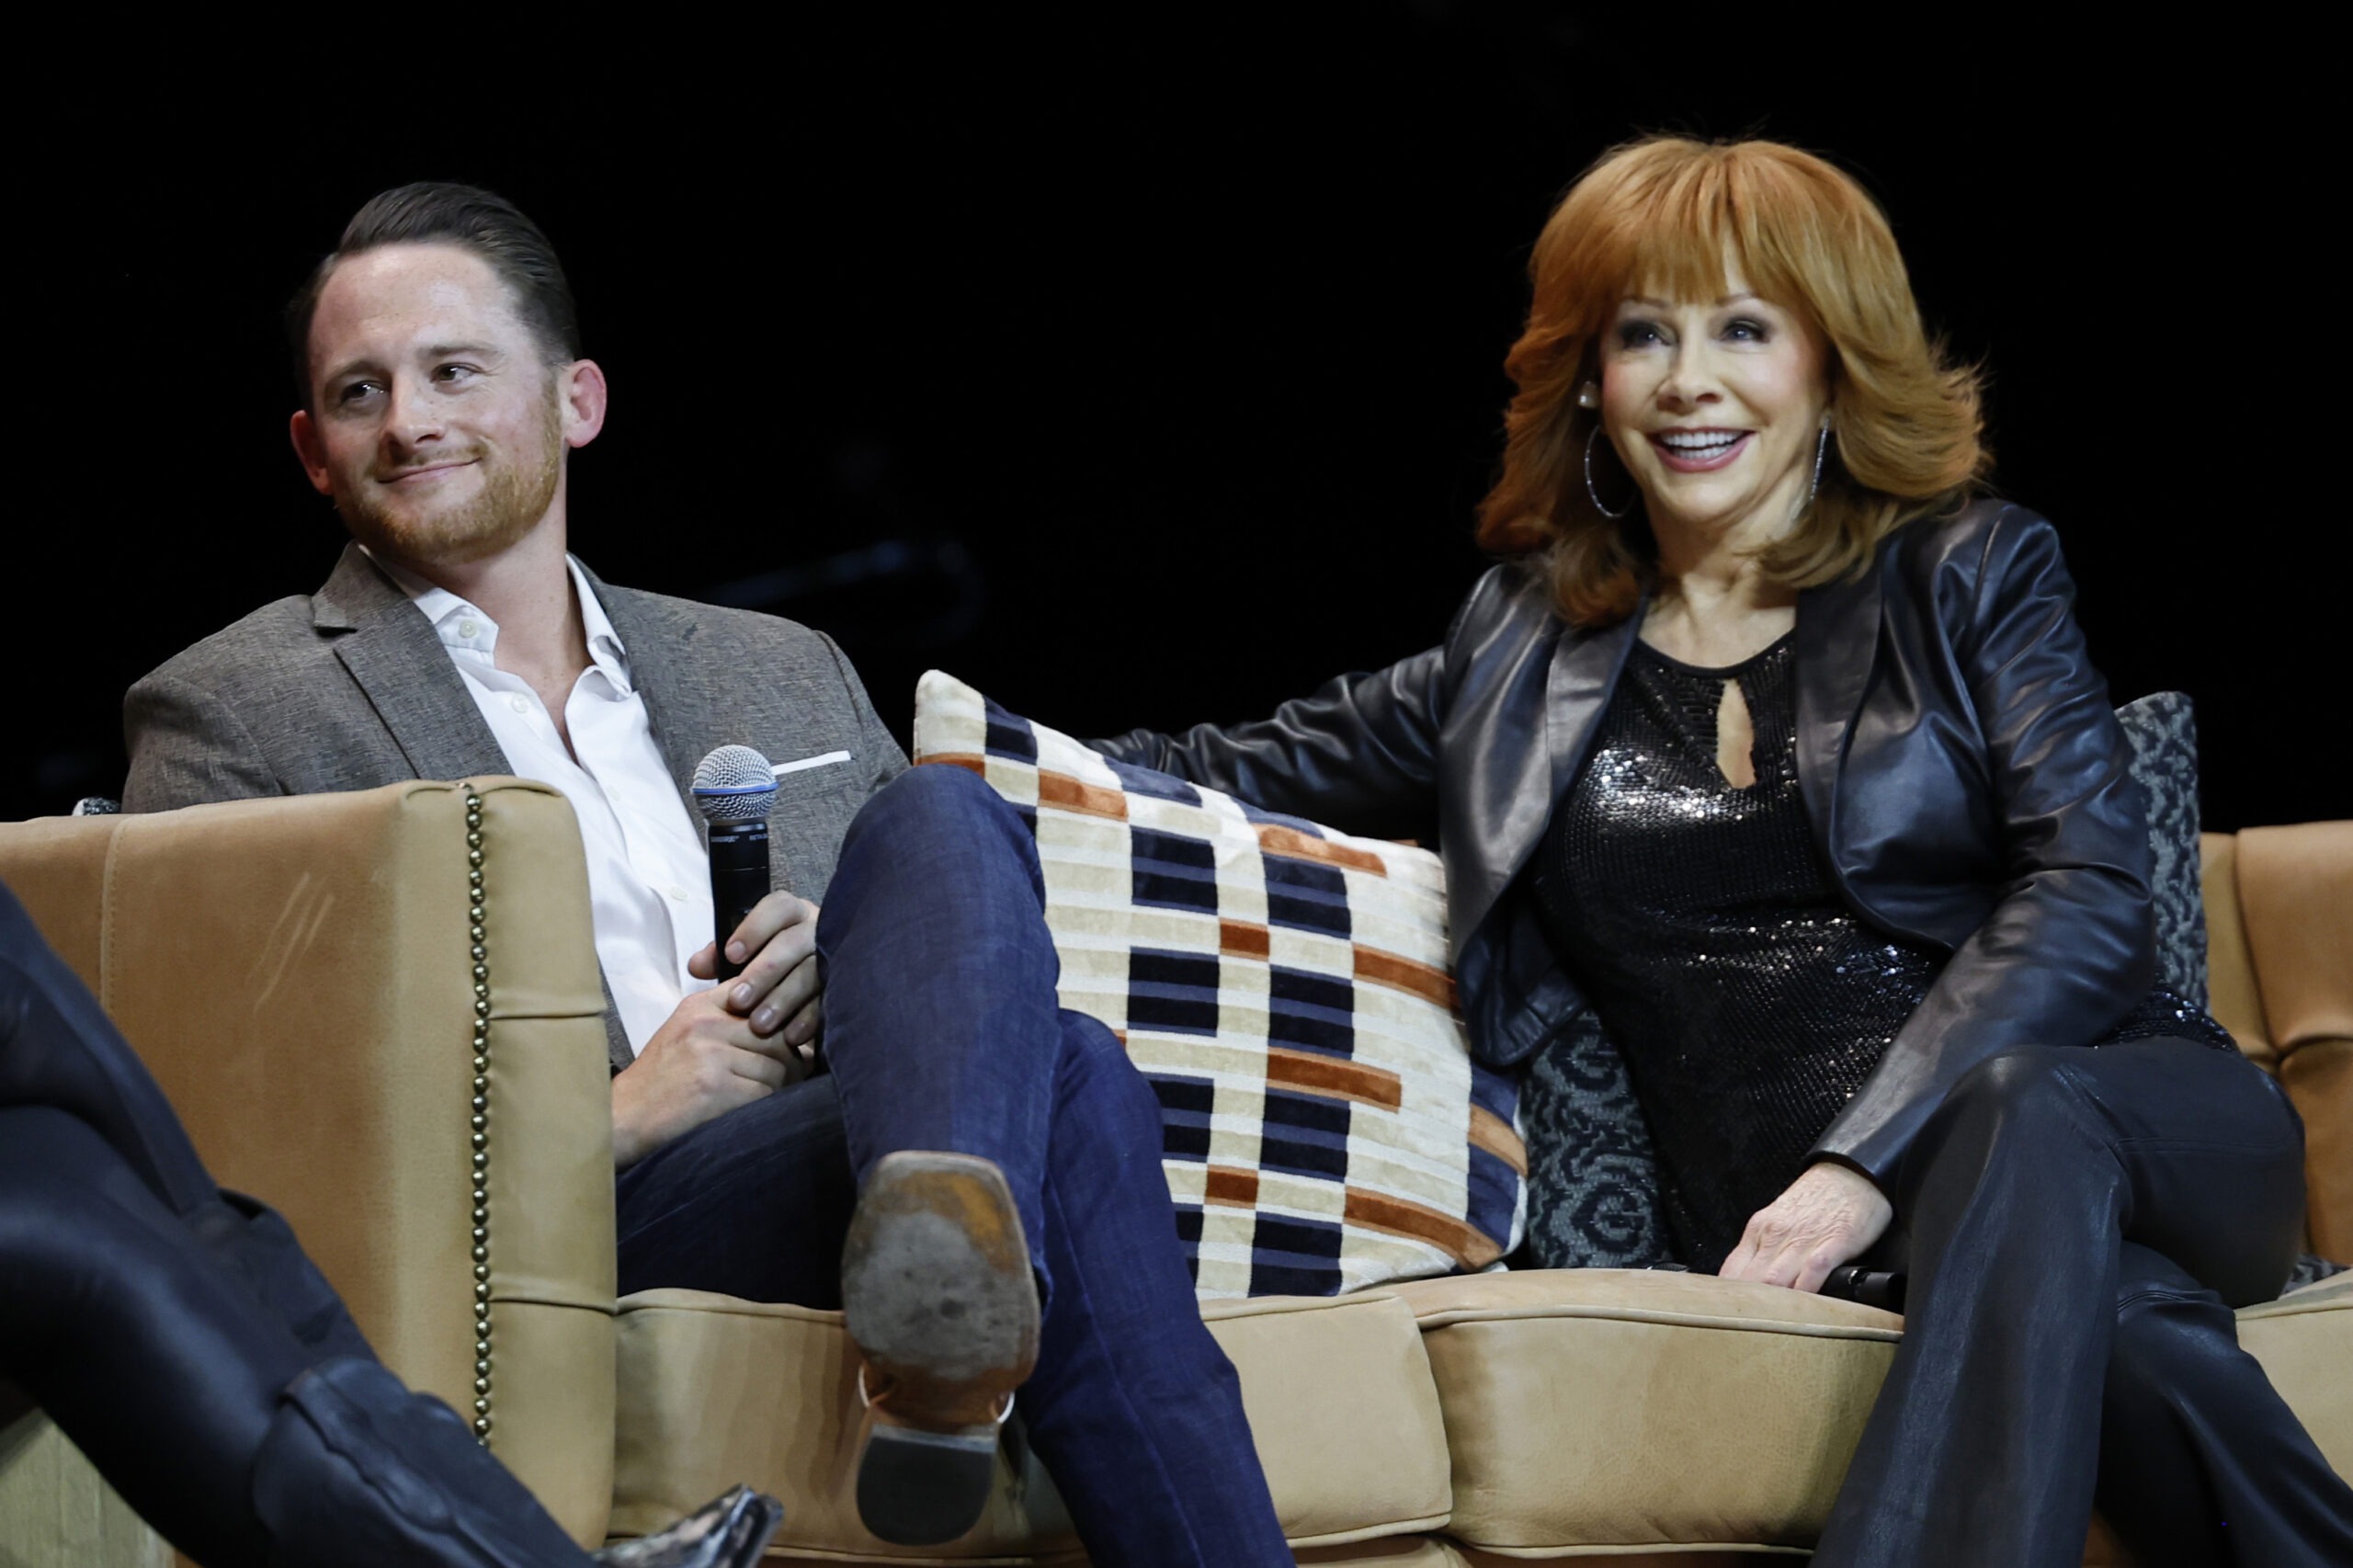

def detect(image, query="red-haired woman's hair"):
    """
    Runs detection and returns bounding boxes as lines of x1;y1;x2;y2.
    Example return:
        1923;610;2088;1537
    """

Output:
1477;136;1989;626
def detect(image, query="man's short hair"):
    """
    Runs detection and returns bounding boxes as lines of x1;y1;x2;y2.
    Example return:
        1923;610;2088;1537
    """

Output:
286;181;581;407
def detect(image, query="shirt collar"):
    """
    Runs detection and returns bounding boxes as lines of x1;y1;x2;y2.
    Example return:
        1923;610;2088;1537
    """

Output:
363;546;635;695
565;556;634;694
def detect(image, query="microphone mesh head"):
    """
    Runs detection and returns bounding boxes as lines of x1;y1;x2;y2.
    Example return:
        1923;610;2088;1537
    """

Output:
690;744;779;823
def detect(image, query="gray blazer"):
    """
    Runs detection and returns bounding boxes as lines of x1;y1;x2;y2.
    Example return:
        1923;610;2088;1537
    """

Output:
124;544;909;1071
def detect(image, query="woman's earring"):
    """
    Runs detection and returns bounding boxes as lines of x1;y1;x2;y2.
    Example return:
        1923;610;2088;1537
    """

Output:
1575;382;1601;410
1584;426;1632;520
1803;422;1831;512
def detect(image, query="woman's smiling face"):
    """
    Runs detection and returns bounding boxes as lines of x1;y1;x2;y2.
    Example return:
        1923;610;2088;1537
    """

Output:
1597;266;1831;541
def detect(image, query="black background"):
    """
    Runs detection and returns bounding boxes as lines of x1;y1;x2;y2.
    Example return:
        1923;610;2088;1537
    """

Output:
15;11;2339;830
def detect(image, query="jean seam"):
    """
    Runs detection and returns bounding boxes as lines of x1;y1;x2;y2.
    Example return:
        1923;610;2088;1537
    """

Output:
1039;1174;1211;1566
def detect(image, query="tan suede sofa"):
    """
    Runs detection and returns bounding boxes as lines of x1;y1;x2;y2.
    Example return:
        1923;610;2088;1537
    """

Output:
0;781;2344;1566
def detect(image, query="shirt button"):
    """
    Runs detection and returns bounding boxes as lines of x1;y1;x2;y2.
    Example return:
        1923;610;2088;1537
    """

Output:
458;619;481;640
667;886;689;902
507;695;530;714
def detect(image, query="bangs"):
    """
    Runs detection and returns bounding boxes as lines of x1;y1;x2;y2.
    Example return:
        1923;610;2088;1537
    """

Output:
1561;142;1836;331
1625;156;1743;305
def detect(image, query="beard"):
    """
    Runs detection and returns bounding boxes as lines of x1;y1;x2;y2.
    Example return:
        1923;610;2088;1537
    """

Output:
335;394;564;571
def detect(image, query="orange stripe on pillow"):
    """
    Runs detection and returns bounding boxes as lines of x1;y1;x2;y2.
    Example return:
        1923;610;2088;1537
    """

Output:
921;754;989;775
1205;1166;1260;1208
1219;919;1271;959
1038;771;1129;819
1265;1048;1404;1110
1344;1188;1503;1270
1256;824;1385;873
1353;947;1456;1009
1470;1106;1529;1174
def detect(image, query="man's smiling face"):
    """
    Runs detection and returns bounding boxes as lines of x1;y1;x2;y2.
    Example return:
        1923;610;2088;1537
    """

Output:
292;243;568;572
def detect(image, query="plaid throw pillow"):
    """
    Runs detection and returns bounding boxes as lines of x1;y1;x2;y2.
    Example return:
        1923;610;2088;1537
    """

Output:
913;671;1527;1299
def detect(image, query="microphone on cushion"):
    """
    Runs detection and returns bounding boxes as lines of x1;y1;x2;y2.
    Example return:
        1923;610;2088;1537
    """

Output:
691;745;778;983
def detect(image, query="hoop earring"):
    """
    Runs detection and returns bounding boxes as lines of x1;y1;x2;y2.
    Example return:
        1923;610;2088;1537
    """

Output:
1584;426;1632;519
1803;423;1830;512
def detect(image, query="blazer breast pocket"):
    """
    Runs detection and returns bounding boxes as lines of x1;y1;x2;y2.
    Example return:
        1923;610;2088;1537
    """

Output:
759;750;871;903
766;748;862;806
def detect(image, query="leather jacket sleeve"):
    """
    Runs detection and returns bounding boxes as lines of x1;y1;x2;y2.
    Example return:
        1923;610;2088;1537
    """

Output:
1810;511;2157;1187
1090;646;1449;843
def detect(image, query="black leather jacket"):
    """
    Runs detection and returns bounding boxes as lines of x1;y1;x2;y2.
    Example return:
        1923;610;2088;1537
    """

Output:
1096;500;2156;1186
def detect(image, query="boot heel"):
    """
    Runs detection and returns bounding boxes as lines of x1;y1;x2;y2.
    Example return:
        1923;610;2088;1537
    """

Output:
855;1422;1000;1547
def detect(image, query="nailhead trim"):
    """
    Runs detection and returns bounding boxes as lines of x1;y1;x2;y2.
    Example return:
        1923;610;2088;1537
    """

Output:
464;785;494;1442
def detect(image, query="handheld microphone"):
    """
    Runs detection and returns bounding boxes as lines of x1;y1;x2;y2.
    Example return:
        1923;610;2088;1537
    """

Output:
690;745;779;983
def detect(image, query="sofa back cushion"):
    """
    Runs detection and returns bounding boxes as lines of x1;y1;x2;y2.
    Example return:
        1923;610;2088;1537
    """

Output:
912;672;1525;1299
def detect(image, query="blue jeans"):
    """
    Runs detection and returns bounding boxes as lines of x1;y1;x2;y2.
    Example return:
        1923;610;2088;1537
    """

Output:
614;766;1290;1567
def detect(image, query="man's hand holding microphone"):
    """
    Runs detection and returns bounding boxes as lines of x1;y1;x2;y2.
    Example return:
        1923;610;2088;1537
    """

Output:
612;746;820;1170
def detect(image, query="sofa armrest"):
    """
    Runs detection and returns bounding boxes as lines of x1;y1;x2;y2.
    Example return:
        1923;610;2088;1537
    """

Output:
2233;822;2353;1264
0;778;618;1545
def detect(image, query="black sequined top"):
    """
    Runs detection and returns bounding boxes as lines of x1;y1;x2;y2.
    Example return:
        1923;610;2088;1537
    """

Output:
1531;633;2233;1272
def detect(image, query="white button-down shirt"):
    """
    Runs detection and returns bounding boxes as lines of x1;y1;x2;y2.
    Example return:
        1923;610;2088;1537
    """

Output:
374;552;712;1056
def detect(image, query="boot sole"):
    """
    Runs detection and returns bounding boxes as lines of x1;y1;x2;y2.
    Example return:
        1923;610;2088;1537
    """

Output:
840;1152;1040;1545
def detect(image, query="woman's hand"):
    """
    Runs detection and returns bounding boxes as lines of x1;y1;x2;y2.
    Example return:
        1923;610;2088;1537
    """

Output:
1720;1162;1893;1293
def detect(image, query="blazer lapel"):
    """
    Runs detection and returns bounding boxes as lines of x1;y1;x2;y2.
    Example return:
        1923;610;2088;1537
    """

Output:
585;567;714;803
1447;604;1642;957
1793;554;1884;886
318;546;509;783
584;572;736;1073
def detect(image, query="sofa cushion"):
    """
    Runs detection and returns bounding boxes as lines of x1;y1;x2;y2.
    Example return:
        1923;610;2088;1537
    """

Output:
911;671;1524;1298
1392;1267;2349;1558
2238;1264;2353;1470
609;1286;1451;1560
610;1291;1078;1562
1391;1269;1901;1554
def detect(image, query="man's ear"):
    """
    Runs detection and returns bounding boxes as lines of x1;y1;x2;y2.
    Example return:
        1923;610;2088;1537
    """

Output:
559;359;609;450
289;410;335;495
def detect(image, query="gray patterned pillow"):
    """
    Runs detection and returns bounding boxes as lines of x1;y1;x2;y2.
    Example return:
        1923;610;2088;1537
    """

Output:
1516;1007;1671;1268
2115;691;2207;1008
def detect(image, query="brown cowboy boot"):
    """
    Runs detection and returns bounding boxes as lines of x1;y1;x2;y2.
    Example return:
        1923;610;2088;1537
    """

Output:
840;1152;1040;1546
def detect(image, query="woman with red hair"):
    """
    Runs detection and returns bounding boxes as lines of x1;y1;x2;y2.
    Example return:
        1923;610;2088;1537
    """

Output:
1101;137;2353;1563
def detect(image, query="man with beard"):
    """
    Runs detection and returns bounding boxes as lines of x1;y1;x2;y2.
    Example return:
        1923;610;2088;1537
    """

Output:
120;183;1289;1567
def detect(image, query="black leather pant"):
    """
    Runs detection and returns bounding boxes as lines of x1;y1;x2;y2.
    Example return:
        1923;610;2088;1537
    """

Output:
1814;1040;2353;1567
0;880;597;1567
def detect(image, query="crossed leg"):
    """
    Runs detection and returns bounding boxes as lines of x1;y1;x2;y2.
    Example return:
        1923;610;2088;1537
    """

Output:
1814;1040;2353;1567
